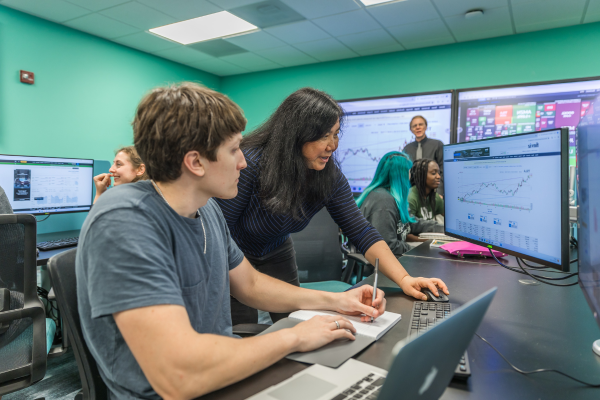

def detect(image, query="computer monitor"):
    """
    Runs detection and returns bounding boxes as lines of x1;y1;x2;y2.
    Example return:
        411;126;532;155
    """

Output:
0;154;94;215
576;96;600;331
443;128;570;271
338;91;453;193
455;77;600;168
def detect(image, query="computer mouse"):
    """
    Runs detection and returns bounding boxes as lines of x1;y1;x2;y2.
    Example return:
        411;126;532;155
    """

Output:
422;288;449;303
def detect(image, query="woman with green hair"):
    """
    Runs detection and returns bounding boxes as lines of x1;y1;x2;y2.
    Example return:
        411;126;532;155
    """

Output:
357;151;443;257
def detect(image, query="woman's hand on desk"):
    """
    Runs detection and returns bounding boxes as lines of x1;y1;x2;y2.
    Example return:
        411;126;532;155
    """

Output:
333;285;386;322
291;315;356;352
399;276;449;301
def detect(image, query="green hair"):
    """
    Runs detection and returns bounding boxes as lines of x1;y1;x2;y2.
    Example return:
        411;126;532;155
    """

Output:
356;151;416;224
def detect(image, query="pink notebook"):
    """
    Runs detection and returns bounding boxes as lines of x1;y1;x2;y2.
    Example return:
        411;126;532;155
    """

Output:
440;241;507;258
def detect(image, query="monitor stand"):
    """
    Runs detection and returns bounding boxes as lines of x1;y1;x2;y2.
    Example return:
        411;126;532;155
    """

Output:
593;340;600;357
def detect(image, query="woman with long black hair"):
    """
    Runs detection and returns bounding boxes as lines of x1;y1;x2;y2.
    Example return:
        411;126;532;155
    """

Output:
216;88;449;325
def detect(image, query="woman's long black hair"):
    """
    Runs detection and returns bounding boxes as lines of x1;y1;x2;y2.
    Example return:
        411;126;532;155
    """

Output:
409;158;437;217
241;87;344;220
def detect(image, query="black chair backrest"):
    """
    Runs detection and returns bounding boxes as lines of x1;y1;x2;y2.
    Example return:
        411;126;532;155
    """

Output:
291;208;344;283
0;214;47;395
47;248;108;400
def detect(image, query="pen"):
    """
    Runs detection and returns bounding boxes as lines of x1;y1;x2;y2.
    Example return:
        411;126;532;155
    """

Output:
371;258;379;323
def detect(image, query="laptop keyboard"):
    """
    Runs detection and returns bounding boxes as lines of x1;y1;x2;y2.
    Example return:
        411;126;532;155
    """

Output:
409;302;471;380
330;372;386;400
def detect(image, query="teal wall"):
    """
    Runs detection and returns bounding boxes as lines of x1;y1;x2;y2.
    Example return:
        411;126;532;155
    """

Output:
221;22;600;132
0;6;220;233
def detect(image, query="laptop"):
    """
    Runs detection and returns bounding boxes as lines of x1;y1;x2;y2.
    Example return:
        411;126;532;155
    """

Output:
248;287;497;400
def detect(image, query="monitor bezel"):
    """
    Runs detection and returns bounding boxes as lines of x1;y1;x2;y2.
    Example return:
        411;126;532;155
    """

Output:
443;127;570;272
452;75;600;143
1;153;95;216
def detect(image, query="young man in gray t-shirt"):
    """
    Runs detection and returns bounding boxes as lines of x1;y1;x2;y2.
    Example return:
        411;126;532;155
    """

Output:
76;83;387;399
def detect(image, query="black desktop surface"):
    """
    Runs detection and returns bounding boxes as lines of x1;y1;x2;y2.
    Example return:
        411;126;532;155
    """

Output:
36;229;80;266
201;244;600;400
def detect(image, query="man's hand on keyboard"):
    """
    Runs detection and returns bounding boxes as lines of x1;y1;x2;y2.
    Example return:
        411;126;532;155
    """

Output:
399;276;449;301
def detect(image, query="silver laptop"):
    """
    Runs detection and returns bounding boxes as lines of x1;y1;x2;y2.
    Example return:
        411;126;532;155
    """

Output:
249;287;497;400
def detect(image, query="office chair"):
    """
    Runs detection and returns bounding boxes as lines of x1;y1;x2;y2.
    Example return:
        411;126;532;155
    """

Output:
340;241;372;284
291;208;353;292
0;214;51;396
47;249;108;400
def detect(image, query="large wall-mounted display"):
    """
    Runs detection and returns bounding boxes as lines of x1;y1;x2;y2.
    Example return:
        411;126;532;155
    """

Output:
455;77;600;166
338;91;453;193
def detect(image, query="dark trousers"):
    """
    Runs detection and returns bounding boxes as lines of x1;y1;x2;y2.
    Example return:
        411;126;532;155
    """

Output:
231;237;299;325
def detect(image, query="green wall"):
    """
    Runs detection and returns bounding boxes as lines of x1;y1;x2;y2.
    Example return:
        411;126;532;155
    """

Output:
0;6;220;233
221;22;600;132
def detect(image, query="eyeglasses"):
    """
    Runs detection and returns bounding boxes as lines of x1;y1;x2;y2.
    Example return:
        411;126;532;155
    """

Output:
411;123;426;128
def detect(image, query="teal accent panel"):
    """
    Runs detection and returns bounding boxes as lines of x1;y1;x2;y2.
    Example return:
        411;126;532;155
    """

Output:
221;22;600;132
0;6;221;233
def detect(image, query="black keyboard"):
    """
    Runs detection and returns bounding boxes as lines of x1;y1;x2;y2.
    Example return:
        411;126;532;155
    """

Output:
37;236;79;251
408;302;471;380
330;372;386;400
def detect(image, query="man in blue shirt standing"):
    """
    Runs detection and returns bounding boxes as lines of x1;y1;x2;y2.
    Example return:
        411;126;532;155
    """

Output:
76;82;386;400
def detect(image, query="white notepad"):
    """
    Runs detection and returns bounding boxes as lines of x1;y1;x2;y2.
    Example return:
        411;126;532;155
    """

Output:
288;309;402;340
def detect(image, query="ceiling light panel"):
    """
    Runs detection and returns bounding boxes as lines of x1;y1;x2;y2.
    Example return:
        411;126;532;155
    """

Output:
360;0;401;6
149;11;258;45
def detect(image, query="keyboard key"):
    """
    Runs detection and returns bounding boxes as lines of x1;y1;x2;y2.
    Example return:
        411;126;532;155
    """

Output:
330;394;347;400
372;378;386;386
460;365;467;371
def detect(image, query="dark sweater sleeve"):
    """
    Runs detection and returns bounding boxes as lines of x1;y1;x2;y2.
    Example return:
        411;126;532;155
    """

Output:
360;191;411;257
214;149;258;232
435;140;445;196
325;173;383;254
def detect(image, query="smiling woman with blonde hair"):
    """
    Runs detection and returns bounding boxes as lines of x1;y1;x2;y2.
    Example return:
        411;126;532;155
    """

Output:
93;146;148;203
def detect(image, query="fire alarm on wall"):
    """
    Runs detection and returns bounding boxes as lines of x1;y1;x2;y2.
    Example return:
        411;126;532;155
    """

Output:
20;70;34;84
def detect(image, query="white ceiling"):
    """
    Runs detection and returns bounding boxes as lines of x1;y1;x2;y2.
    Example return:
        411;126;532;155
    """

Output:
2;0;599;77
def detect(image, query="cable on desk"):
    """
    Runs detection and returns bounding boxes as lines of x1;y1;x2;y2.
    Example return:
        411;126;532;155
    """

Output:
475;333;600;387
35;215;51;222
489;249;579;286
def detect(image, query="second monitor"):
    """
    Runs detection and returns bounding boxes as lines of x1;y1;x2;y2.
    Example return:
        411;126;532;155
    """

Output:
443;128;569;271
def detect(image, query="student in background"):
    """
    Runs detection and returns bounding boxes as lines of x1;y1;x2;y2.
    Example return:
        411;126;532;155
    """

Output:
403;115;444;196
357;152;443;257
409;158;444;225
93;146;148;203
77;83;386;400
216;87;449;326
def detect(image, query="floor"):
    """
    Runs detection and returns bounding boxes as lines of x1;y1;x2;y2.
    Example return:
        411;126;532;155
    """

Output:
5;349;82;400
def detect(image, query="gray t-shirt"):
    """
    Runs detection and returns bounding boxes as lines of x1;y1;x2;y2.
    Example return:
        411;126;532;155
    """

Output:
76;180;244;399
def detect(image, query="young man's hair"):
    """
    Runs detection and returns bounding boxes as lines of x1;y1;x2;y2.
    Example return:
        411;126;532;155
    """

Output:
409;158;437;217
133;82;246;182
241;87;344;220
356;151;415;224
410;115;428;128
114;146;149;182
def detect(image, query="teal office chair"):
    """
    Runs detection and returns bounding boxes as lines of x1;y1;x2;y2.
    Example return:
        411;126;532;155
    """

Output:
291;208;353;293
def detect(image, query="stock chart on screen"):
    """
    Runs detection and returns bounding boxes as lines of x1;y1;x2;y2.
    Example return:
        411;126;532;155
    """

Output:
338;92;452;193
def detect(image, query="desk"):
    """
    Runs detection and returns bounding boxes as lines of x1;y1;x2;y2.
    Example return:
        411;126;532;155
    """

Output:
202;244;600;400
36;229;79;266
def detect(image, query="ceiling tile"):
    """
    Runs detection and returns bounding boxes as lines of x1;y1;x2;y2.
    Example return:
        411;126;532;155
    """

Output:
264;20;331;44
294;38;359;62
281;0;360;19
225;30;287;51
1;0;90;23
206;0;263;10
64;13;139;39
188;39;248;57
136;0;222;20
312;9;381;37
255;46;319;66
220;52;282;69
100;2;177;30
113;31;180;52
189;58;250;76
402;36;454;50
366;0;438;27
584;0;600;23
152;46;215;65
512;0;587;33
336;29;399;53
444;6;512;41
355;43;404;56
387;18;454;47
431;0;508;17
229;0;305;29
64;0;129;12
